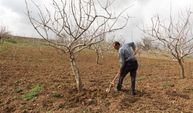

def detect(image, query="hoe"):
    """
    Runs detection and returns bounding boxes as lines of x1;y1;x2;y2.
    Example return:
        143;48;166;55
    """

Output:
106;73;119;93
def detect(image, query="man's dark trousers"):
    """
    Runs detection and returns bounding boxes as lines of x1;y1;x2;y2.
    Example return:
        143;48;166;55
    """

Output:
117;59;138;92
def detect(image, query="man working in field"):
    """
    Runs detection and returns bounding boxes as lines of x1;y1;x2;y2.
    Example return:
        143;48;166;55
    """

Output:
113;41;138;95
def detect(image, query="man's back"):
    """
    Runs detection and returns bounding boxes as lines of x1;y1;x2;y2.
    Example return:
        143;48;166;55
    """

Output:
119;42;136;63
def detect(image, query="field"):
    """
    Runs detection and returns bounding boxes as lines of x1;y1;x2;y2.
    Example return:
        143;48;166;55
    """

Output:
1;38;193;113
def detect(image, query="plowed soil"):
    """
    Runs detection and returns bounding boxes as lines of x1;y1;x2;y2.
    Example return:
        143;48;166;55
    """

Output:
1;44;193;113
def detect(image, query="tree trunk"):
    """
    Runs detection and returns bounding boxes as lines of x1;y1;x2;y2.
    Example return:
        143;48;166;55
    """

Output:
95;49;100;64
0;38;3;44
178;59;185;79
70;53;82;91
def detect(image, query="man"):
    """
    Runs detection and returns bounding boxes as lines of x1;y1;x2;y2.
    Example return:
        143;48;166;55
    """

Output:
113;41;138;95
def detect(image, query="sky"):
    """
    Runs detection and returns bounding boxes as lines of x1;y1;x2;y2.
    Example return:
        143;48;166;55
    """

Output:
0;0;193;42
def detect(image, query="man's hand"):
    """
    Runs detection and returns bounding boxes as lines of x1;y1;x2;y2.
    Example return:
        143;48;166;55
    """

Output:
134;48;140;56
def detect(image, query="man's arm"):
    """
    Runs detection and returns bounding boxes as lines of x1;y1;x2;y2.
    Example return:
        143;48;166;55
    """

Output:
128;42;136;51
134;47;140;55
129;42;138;55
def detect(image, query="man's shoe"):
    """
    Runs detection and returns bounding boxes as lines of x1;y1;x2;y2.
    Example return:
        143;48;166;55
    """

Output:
130;91;136;95
114;88;121;93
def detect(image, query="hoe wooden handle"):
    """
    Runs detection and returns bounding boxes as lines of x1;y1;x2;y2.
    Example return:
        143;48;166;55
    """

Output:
106;73;119;93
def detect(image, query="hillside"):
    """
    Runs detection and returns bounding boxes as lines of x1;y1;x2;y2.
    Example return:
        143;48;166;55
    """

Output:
0;37;193;113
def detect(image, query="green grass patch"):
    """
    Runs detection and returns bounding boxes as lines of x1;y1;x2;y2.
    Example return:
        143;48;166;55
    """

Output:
15;88;23;93
22;85;43;101
51;92;64;98
14;79;21;85
137;76;146;82
162;81;174;89
46;111;53;113
0;46;8;52
80;108;92;113
5;39;17;44
184;87;193;93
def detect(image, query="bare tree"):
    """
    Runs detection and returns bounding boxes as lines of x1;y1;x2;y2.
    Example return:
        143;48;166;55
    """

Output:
25;0;129;91
0;26;10;43
144;10;193;78
89;33;110;64
89;42;104;64
141;37;153;51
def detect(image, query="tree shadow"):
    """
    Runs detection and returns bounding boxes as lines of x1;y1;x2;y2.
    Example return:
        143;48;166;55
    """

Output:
165;91;190;99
